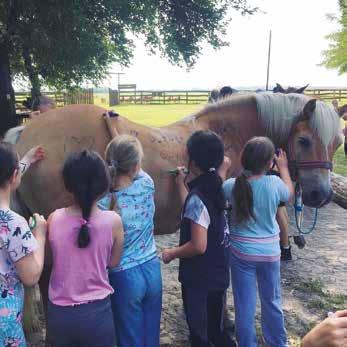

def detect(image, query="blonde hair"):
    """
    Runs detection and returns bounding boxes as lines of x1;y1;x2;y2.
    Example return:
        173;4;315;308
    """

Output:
105;135;143;211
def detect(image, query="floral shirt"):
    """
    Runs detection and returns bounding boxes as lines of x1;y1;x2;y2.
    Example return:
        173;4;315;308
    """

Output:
98;170;157;272
0;209;38;347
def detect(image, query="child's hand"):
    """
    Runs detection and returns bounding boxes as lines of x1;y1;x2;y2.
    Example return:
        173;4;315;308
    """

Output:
175;167;188;186
31;213;47;240
274;149;288;170
22;146;45;166
162;248;175;264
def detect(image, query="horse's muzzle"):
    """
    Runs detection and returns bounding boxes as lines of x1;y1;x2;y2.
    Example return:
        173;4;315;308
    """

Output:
302;187;333;208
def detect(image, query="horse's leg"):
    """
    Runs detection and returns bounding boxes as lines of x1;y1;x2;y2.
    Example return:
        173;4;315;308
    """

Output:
39;266;52;346
23;286;42;336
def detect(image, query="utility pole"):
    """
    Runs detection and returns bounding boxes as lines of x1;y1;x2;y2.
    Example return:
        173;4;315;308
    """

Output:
266;30;272;91
108;72;125;90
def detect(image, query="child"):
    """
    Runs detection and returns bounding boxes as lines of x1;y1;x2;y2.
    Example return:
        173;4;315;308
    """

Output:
223;137;294;347
47;150;124;347
0;142;46;347
162;130;233;347
98;135;162;347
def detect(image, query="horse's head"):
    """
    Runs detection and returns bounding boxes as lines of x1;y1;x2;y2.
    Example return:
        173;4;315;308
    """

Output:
287;99;343;207
273;83;309;94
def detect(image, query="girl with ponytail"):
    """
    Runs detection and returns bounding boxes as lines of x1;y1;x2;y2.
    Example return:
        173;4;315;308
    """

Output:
98;134;162;347
223;137;294;347
162;130;235;347
47;150;124;347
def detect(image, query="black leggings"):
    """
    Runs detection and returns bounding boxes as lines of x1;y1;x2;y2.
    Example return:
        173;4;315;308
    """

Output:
182;286;232;347
48;297;115;347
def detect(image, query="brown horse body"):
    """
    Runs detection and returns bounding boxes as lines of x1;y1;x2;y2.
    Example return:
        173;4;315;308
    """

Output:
15;94;341;235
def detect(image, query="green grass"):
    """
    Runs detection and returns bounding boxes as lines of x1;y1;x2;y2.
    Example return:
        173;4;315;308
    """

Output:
113;104;205;127
333;145;346;176
94;96;204;127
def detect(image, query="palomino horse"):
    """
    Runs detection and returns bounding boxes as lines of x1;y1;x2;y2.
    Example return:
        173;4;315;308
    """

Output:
14;92;342;337
15;93;342;235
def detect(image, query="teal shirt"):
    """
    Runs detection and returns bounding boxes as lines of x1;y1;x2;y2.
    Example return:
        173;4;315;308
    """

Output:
98;170;157;272
223;175;290;261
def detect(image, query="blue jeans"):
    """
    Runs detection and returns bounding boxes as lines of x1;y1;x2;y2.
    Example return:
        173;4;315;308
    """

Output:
230;252;288;347
109;257;162;347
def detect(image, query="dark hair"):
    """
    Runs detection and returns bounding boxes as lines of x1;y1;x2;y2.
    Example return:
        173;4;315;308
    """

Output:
62;150;110;248
187;130;226;210
220;86;234;98
0;142;19;188
233;137;275;224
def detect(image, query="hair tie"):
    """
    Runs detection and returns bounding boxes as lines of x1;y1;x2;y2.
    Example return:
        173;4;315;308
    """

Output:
81;219;89;226
111;159;119;169
208;167;216;172
242;169;253;178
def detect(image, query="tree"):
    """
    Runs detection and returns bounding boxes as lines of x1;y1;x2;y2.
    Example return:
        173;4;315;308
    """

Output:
0;0;257;135
322;0;347;74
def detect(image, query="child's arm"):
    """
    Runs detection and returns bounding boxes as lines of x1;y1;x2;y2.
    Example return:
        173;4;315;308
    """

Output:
162;221;207;263
108;215;124;268
15;213;47;287
19;146;45;175
275;149;294;203
175;167;189;206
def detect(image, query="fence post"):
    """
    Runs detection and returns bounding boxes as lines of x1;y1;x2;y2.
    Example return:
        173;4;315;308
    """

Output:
186;91;188;104
163;92;166;105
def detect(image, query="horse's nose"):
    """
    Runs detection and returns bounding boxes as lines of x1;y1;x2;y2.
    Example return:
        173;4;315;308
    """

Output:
308;188;333;207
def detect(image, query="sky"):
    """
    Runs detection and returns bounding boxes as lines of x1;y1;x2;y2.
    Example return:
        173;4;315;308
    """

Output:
104;0;346;90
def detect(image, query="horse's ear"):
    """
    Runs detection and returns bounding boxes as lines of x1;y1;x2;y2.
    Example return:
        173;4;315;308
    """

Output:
300;99;317;121
296;84;309;94
274;83;285;93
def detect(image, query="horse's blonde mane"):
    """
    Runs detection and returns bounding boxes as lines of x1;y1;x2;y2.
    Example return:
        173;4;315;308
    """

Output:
182;92;341;147
255;92;341;147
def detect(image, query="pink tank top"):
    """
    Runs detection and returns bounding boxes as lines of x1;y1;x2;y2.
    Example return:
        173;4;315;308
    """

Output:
48;208;115;306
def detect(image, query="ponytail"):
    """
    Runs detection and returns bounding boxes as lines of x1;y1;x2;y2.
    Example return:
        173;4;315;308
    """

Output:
76;188;93;248
232;173;255;224
199;171;226;211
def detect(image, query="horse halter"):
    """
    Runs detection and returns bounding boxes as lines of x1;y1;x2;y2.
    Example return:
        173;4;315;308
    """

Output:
286;122;333;181
288;160;333;181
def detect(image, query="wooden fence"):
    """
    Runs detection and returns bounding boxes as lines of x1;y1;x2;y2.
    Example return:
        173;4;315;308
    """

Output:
15;88;94;114
103;88;347;106
116;90;211;105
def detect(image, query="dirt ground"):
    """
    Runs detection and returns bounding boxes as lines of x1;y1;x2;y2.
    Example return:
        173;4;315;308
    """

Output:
28;202;346;346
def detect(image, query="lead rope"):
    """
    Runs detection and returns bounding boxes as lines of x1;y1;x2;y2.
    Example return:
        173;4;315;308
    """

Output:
293;182;319;248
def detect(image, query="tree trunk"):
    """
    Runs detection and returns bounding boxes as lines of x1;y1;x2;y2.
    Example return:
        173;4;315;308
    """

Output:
331;172;347;209
22;45;41;100
0;42;17;136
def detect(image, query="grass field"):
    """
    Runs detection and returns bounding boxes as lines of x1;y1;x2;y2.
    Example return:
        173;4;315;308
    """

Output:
95;101;346;177
111;104;204;126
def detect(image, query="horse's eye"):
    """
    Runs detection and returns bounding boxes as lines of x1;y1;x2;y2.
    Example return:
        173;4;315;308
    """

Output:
298;137;311;147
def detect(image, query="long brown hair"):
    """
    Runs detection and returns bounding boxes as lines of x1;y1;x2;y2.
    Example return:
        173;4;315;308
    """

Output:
233;137;275;224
